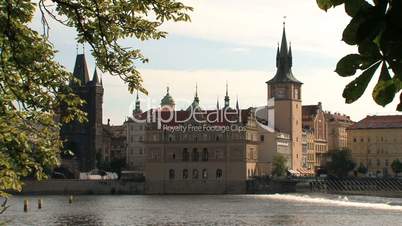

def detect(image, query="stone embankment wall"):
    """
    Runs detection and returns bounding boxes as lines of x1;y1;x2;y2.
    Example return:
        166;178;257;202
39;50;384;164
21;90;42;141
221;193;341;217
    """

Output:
246;178;297;194
20;179;144;195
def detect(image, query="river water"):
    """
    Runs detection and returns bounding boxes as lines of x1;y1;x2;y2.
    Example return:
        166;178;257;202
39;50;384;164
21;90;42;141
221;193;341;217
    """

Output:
2;194;402;226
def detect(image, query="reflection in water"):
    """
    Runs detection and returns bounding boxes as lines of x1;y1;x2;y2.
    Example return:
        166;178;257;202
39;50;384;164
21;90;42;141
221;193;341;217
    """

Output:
3;194;402;226
269;214;303;225
56;214;102;226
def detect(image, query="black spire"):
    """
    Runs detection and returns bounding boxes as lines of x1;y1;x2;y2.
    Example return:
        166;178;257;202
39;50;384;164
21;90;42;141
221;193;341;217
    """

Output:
194;83;199;103
92;67;101;85
236;95;239;111
224;82;230;109
72;54;90;86
134;90;141;114
267;22;302;84
187;84;201;111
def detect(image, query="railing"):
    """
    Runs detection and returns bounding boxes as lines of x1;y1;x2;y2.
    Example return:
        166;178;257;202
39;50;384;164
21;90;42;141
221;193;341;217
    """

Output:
310;178;402;193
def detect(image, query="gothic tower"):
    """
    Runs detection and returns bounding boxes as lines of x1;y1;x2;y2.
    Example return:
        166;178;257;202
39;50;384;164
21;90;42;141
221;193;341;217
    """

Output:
266;23;303;170
87;68;104;171
60;53;103;173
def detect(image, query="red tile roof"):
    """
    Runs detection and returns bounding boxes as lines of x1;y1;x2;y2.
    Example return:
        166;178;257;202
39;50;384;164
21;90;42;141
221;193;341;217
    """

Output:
348;115;402;130
324;112;353;123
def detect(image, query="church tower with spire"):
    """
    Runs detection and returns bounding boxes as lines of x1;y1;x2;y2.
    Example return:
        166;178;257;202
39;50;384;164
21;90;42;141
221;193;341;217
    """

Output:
266;22;303;170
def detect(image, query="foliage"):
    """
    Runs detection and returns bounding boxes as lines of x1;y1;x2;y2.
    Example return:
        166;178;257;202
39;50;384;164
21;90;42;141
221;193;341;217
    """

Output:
326;149;356;178
97;158;126;179
357;163;368;175
0;0;191;197
316;0;402;110
272;154;287;177
391;159;402;176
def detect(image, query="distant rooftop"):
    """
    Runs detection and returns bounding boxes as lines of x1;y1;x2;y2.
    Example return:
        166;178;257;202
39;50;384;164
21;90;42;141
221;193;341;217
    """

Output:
348;115;402;130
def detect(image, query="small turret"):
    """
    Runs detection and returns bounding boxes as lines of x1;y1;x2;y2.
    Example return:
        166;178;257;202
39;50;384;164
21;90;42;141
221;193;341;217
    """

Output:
224;82;230;109
236;95;240;111
161;86;175;109
187;84;201;111
133;90;142;114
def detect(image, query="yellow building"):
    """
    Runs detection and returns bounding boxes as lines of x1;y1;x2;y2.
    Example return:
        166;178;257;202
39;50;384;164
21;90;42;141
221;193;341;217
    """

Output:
348;115;402;176
302;102;328;169
325;112;354;151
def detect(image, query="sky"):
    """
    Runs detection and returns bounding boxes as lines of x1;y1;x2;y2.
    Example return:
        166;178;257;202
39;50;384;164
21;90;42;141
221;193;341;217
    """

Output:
31;0;400;125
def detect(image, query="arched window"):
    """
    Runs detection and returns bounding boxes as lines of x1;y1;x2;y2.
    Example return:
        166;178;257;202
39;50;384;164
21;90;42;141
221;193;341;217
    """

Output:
169;169;175;180
182;148;189;161
202;148;208;161
192;148;199;161
192;169;199;179
216;169;223;178
202;169;208;179
183;169;188;179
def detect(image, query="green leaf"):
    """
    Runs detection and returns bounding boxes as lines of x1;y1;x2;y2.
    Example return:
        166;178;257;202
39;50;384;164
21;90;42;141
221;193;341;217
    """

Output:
331;0;345;7
344;0;367;17
372;62;397;106
342;16;364;45
343;61;381;103
316;0;333;11
358;39;381;58
397;92;402;111
335;54;362;77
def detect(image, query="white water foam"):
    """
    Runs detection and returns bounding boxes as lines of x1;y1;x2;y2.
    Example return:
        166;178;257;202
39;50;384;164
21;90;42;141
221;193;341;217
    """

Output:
262;194;402;211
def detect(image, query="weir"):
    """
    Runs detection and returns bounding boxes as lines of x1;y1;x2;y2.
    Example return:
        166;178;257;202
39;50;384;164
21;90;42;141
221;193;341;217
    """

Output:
309;178;402;196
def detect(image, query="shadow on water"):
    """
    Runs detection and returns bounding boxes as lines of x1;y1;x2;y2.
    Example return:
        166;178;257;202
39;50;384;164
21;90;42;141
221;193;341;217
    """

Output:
55;214;102;226
268;214;303;225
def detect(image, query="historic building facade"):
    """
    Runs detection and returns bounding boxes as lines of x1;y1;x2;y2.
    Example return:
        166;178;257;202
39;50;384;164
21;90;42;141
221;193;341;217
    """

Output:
125;91;146;171
325;111;354;151
348;115;402;176
130;85;273;193
302;102;328;169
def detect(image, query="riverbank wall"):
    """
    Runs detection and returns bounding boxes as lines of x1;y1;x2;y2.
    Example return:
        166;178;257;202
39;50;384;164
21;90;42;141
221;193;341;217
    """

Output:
308;178;402;198
19;179;144;195
19;178;297;195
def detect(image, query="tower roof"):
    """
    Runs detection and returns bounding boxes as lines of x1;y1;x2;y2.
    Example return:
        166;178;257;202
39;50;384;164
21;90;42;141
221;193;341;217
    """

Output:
267;23;302;85
224;82;231;109
134;90;142;114
91;67;102;86
161;87;175;107
72;54;90;86
187;84;201;111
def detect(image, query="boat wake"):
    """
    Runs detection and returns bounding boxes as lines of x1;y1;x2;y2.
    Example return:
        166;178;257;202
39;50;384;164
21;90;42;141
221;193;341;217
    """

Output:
263;194;402;211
